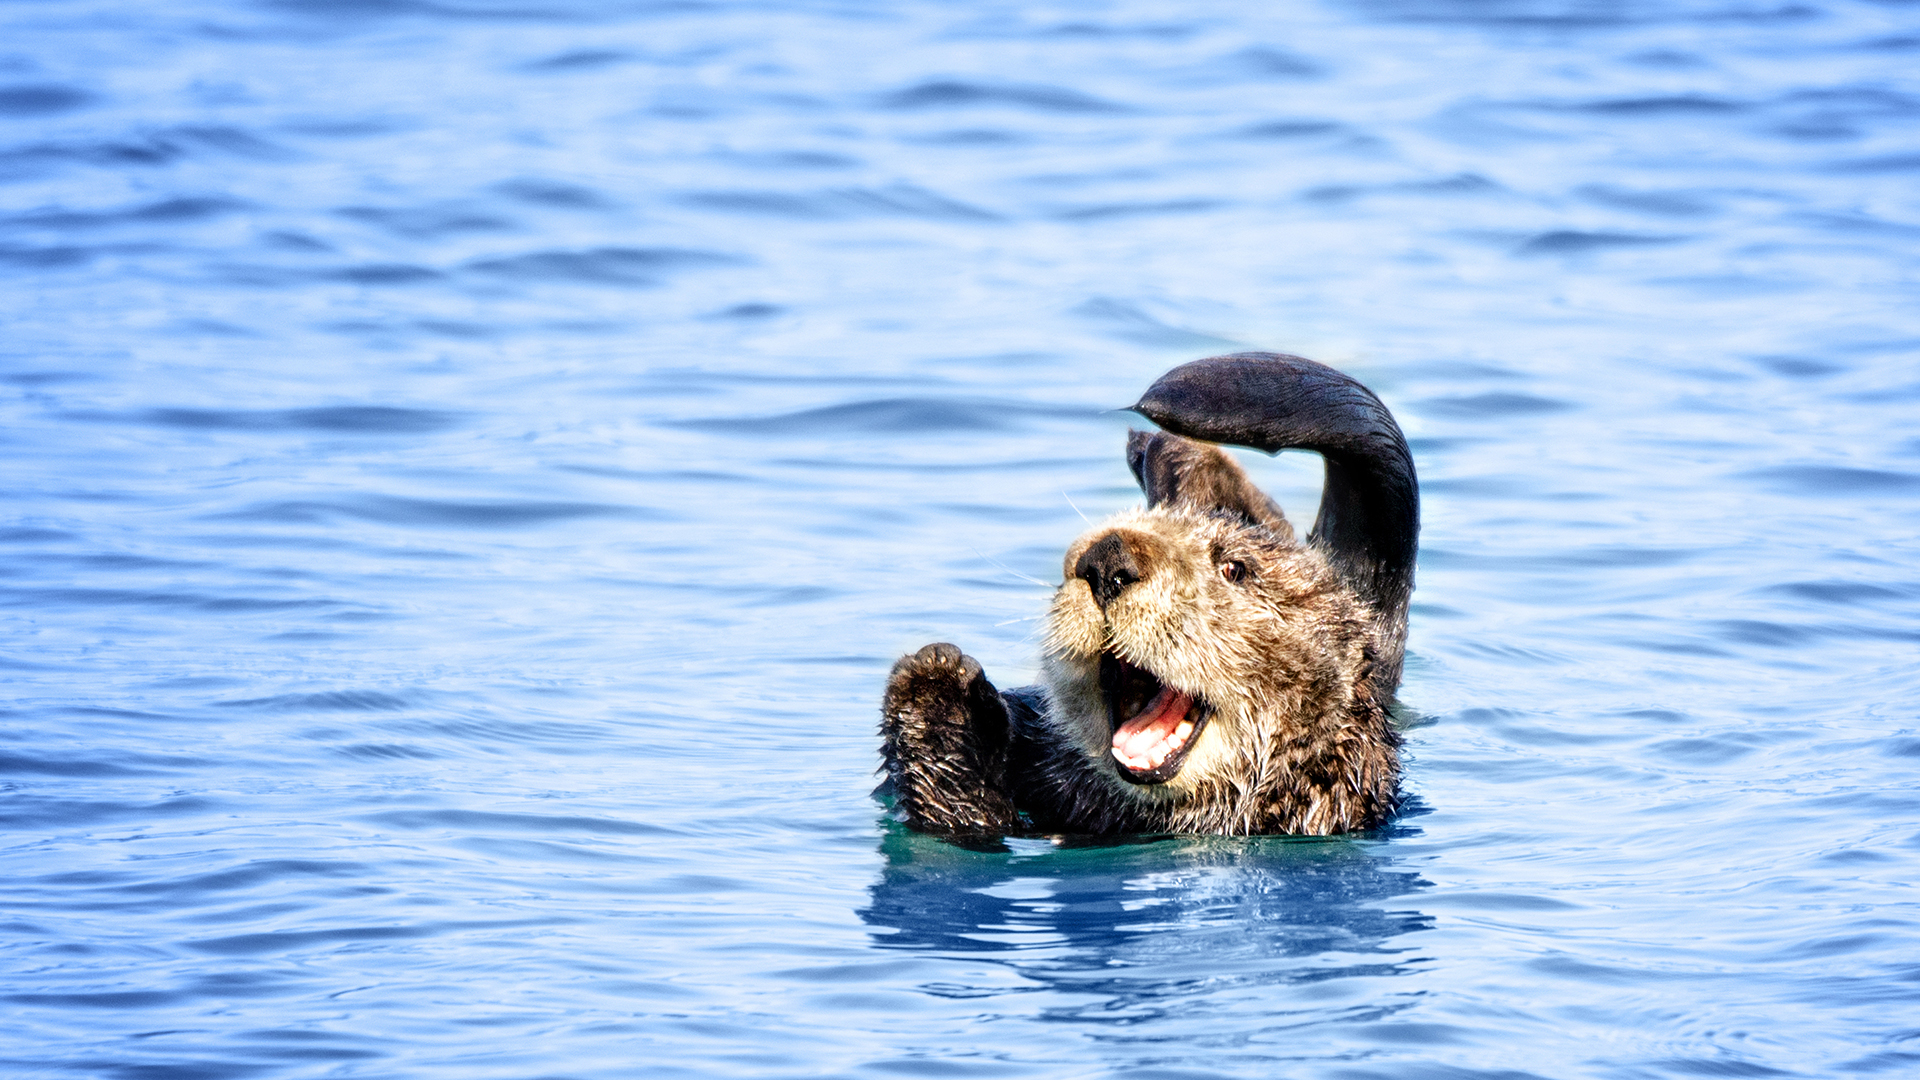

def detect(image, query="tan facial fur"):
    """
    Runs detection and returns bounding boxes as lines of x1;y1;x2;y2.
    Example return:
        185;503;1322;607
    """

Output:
1040;506;1382;834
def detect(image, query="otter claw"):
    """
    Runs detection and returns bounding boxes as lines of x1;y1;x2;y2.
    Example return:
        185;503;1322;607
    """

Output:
888;642;982;687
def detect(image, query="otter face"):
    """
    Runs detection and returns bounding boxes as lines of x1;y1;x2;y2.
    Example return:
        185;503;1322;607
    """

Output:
1042;506;1358;810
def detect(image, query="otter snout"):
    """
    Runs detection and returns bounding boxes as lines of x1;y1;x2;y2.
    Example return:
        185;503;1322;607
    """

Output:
1070;529;1173;610
1074;533;1138;608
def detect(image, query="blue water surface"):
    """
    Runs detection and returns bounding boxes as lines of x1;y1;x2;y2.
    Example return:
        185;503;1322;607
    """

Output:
3;0;1919;1076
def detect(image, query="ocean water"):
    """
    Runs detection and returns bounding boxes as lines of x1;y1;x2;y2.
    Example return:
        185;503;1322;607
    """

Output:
3;0;1919;1076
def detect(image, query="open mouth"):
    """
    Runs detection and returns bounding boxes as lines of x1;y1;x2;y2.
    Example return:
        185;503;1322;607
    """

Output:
1099;651;1210;785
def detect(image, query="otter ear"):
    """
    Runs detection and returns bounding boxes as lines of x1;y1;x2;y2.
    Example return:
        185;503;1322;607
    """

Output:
1126;429;1294;539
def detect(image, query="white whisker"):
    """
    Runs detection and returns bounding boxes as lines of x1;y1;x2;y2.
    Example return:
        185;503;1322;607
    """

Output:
1062;490;1092;525
969;544;1052;589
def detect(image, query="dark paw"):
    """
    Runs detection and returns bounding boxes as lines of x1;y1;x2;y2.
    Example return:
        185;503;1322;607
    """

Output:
887;642;982;698
878;642;1019;835
884;643;997;727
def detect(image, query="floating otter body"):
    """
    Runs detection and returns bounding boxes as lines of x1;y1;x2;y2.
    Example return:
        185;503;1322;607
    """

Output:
880;352;1419;837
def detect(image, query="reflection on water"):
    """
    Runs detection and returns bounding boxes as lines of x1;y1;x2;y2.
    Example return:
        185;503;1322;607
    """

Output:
864;828;1432;983
859;828;1439;1071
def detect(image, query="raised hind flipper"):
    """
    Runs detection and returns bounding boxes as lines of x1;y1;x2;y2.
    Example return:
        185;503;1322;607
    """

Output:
1132;352;1419;693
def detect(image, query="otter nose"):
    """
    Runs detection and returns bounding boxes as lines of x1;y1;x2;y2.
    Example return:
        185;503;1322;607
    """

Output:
1074;532;1142;609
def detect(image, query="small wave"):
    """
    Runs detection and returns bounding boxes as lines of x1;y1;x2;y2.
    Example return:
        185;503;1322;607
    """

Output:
1711;618;1816;647
1223;46;1325;78
364;808;674;836
1303;174;1502;203
1791;211;1920;238
877;79;1128;113
1418;392;1576;417
1050;198;1222;221
492;177;616;208
906;128;1029;146
465;245;742;285
669;396;1091;437
1577;184;1716;216
680;185;999;222
188;924;439;957
327;263;443;284
709;301;784;320
1739;465;1920;495
4;991;175;1008
1576;94;1747;115
520;48;635;72
187;405;457;433
216;690;414;712
1345;1;1814;29
0;751;197;778
1762;581;1915;606
0;795;222;829
7;196;247;230
1823;153;1920;174
130;858;370;897
336;204;516;238
62;405;461;435
714;149;860;170
1416;889;1583;911
335;743;440;760
0;587;346;613
1234;119;1345;139
0;84;96;117
210;494;645;528
1514;230;1685;255
741;585;840;608
1751;355;1843;378
67;124;292;163
0;243;151;270
316;316;499;339
1650;735;1764;764
1072;297;1235;348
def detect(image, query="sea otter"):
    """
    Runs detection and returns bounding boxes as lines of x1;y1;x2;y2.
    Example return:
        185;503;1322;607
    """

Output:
879;352;1418;837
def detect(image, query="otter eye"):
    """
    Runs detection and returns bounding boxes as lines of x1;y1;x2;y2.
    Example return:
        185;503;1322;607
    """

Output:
1220;560;1246;584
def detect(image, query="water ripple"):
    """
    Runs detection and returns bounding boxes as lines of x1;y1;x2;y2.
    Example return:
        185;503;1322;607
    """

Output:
64;406;462;434
672;397;1092;436
209;495;644;527
878;80;1131;113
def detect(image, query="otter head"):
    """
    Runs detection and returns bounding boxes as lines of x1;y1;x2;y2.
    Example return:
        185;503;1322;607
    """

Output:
1041;431;1377;819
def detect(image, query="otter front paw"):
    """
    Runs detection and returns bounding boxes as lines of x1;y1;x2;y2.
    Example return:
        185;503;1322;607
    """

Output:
879;643;1021;834
885;642;984;714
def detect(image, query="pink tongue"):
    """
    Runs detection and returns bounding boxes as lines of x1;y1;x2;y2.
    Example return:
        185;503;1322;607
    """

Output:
1111;687;1192;761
